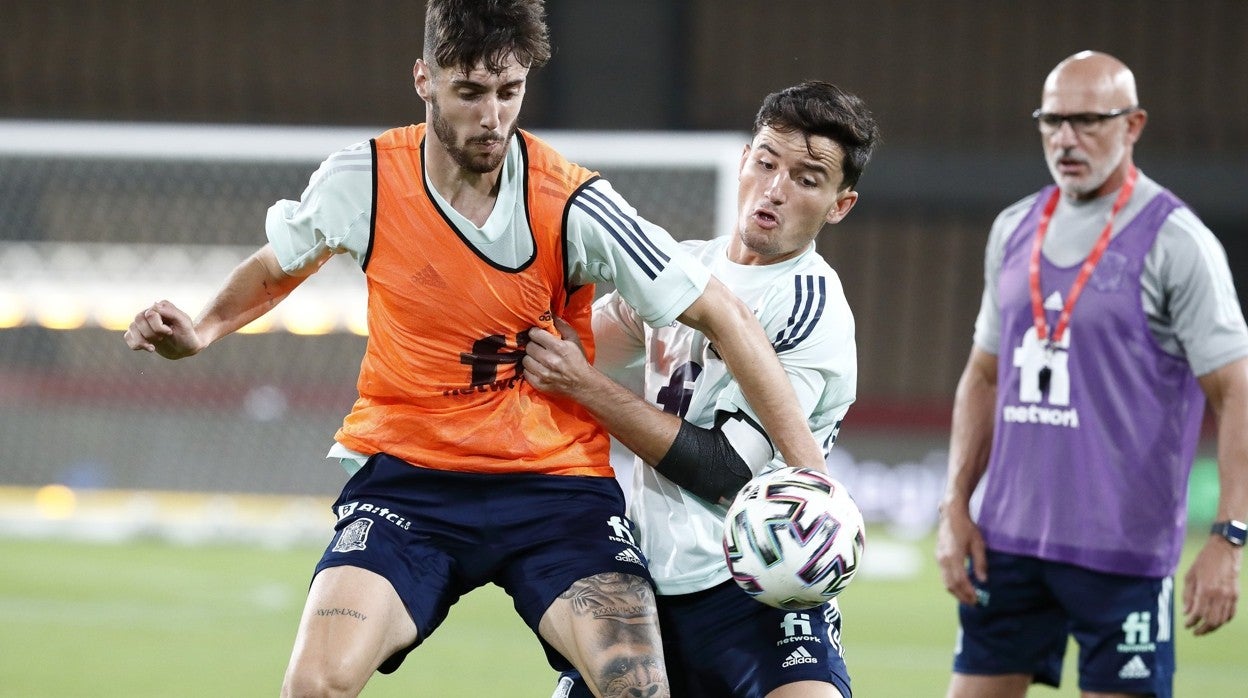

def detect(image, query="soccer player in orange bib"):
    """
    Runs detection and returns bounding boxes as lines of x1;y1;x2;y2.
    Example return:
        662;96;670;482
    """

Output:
123;1;825;696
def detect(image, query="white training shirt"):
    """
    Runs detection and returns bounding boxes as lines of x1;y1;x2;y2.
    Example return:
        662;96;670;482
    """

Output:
263;131;713;469
594;236;857;595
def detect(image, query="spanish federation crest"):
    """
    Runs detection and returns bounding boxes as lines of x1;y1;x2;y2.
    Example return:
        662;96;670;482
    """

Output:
332;518;372;553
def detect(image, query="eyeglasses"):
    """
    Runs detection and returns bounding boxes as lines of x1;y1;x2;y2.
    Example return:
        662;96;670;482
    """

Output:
1032;107;1139;135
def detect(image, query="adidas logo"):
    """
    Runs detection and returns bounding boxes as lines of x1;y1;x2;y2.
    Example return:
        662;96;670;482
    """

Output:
1118;655;1150;680
782;646;818;668
615;548;643;566
1044;291;1064;311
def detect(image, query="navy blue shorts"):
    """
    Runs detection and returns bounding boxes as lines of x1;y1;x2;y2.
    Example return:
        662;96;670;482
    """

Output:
554;579;851;697
954;549;1174;696
314;453;653;674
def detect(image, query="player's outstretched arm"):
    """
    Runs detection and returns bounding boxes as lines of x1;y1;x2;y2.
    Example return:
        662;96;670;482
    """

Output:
676;277;826;473
123;244;311;359
1184;356;1248;635
936;346;997;606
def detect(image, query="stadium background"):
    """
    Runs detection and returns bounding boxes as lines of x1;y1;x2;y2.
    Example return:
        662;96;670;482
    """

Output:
2;1;1247;695
3;0;1244;514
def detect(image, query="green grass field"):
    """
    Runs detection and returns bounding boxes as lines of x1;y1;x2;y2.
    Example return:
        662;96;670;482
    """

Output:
2;531;1244;696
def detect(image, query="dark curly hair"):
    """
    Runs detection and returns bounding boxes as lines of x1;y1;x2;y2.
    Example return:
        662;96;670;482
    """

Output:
423;0;552;74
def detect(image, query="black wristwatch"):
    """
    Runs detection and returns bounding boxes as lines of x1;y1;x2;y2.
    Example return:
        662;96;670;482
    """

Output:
1210;520;1248;547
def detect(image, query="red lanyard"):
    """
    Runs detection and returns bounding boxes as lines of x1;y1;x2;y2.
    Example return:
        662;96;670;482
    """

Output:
1028;167;1138;346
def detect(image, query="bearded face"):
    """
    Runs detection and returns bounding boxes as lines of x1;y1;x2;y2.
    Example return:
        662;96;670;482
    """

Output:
429;91;518;174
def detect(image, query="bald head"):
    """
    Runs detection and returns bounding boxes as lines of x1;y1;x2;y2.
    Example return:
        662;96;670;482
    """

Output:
1037;50;1147;199
1043;51;1138;113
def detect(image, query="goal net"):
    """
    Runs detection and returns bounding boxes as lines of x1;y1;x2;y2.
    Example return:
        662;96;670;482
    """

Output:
0;120;744;503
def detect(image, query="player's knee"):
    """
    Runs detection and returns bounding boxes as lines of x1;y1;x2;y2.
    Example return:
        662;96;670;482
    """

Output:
586;655;669;698
570;629;669;697
281;658;366;698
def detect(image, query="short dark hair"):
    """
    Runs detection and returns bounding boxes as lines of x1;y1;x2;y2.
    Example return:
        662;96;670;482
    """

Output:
753;81;881;190
423;0;552;74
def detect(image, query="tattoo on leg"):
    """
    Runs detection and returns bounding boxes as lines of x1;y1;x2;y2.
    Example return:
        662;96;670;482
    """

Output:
559;572;653;622
315;607;368;622
600;653;665;698
560;573;667;697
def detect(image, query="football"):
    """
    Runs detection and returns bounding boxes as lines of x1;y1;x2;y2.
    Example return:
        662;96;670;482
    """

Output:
722;467;865;610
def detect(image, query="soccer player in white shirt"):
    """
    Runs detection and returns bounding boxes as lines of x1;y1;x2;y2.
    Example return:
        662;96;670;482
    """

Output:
526;80;880;698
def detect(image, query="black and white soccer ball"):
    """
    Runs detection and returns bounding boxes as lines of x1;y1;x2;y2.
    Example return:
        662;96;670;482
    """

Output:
722;467;865;610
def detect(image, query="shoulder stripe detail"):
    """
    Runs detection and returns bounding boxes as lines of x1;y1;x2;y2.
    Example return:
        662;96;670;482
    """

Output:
362;138;378;272
314;163;372;182
573;185;670;280
774;275;826;352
